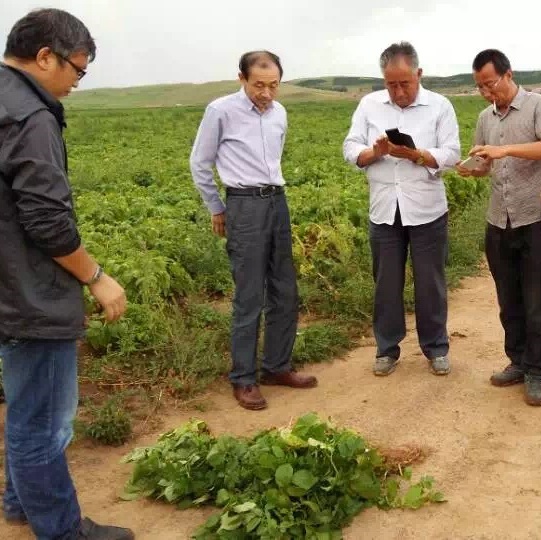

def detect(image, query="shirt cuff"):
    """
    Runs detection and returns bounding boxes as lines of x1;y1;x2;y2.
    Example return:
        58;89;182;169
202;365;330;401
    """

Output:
345;143;369;169
41;232;82;258
207;199;226;215
425;147;449;174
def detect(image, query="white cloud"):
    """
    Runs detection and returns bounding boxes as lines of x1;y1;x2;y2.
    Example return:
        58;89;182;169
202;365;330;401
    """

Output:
0;0;539;89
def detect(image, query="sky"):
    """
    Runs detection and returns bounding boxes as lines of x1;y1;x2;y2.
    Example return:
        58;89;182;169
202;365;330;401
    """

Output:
0;0;539;90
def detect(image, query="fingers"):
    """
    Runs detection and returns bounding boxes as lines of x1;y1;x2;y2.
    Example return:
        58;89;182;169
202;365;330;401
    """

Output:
388;144;410;158
117;291;127;318
103;303;116;322
104;299;126;322
213;221;226;237
455;162;474;176
88;274;127;323
101;291;127;323
469;145;484;156
374;136;389;157
212;214;226;237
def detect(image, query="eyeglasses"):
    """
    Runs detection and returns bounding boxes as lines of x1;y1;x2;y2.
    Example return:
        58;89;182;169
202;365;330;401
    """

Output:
476;76;502;94
55;53;86;80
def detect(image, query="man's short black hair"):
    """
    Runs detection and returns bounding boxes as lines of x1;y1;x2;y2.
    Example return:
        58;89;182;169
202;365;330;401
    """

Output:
472;49;511;75
5;8;96;62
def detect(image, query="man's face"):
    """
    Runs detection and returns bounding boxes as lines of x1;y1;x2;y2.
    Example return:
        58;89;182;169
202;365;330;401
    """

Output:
383;58;421;108
473;62;512;108
239;64;281;112
37;48;89;99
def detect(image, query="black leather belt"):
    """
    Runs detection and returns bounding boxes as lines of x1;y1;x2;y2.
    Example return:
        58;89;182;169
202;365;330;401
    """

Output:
226;185;284;197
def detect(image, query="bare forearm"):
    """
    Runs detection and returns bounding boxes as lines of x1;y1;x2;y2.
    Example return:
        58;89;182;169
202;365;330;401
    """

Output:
53;245;99;284
417;150;438;169
501;142;541;160
357;147;381;167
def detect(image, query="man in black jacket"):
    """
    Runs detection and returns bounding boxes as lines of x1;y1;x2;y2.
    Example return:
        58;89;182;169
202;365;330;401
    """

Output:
0;9;133;540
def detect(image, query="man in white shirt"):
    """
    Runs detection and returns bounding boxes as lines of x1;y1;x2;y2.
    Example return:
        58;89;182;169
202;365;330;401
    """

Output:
343;41;460;377
190;51;317;411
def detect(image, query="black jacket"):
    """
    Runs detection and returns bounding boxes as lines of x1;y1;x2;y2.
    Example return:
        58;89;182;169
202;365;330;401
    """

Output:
0;63;85;340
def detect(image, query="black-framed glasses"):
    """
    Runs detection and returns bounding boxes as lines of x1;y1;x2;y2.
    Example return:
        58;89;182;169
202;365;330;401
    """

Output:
55;53;86;80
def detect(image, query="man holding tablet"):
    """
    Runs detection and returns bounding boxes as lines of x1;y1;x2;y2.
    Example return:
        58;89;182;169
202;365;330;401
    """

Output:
457;49;541;406
343;41;460;377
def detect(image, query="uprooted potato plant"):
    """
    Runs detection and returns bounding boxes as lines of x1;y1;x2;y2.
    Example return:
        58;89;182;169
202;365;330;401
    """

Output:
121;413;444;539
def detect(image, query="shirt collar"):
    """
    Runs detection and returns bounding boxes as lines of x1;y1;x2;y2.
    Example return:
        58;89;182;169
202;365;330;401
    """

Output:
509;86;527;110
383;84;428;107
0;62;65;127
238;86;274;112
492;86;528;116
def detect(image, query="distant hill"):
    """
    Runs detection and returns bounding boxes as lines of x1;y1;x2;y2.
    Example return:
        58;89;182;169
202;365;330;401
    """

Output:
66;71;541;110
66;81;351;109
290;71;541;94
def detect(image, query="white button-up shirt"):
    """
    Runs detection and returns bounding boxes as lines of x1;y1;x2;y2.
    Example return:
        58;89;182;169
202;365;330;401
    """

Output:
343;86;460;226
190;88;287;215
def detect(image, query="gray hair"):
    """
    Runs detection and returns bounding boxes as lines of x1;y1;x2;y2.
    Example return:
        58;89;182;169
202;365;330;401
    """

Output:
379;41;419;71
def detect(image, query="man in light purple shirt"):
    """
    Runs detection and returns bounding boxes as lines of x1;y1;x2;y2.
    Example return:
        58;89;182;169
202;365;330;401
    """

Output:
190;51;317;411
343;41;460;378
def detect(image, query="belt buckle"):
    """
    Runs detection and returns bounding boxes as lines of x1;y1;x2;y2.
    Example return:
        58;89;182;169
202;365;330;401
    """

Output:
259;185;275;198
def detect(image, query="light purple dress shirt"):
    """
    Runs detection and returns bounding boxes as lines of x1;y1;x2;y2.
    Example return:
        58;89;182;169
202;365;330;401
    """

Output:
190;88;287;214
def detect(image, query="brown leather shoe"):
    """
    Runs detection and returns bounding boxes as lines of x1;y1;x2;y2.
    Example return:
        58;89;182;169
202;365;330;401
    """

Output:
260;370;318;388
232;385;268;410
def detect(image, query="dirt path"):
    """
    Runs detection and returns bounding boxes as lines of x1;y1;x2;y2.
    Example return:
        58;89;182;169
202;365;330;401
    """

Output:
2;269;541;540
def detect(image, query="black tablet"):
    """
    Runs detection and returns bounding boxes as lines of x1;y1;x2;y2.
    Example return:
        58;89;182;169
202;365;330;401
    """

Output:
385;128;416;149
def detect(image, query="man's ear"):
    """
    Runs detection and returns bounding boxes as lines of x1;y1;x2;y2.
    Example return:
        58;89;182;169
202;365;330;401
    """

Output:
35;47;55;72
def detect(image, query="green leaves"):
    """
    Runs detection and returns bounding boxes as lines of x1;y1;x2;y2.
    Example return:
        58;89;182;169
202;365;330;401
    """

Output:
351;471;381;500
123;414;444;538
292;470;318;490
403;485;424;509
402;476;447;509
275;464;294;487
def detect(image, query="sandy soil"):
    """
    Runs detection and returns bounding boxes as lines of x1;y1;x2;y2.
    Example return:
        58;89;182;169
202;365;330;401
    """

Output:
2;270;541;540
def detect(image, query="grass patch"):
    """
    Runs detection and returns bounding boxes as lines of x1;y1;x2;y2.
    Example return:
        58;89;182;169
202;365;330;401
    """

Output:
293;323;353;365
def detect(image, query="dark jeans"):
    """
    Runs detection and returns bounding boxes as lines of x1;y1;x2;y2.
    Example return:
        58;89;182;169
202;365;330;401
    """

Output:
225;190;298;386
0;338;81;539
369;207;449;360
485;220;541;375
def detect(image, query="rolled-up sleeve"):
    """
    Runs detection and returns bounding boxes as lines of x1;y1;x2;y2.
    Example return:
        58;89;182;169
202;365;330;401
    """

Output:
189;105;226;215
425;99;461;173
3;111;81;257
343;101;370;168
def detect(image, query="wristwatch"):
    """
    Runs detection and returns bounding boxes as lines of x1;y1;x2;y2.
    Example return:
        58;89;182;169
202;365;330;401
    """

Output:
84;265;104;286
415;151;425;166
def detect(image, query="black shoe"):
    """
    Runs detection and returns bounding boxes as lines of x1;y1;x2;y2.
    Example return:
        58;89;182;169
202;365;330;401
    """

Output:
524;374;541;406
78;517;135;540
490;363;524;387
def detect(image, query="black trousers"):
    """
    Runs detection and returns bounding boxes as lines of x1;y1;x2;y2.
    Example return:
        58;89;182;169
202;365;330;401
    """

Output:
485;220;541;375
369;207;449;360
225;191;298;386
